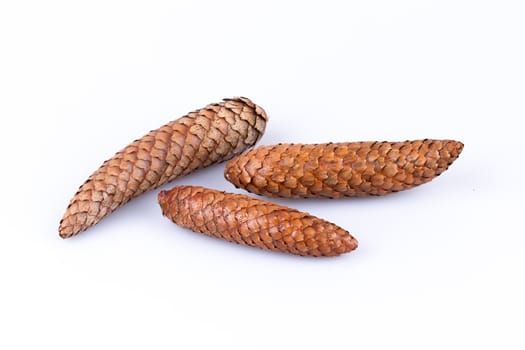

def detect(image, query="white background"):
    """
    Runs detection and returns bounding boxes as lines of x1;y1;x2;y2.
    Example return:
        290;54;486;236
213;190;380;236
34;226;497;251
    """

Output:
1;1;524;349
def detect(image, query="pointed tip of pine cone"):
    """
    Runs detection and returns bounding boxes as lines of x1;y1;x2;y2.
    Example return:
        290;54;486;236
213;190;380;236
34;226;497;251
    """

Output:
444;139;464;165
345;235;359;254
453;140;464;155
331;229;358;256
59;230;71;239
58;202;92;239
58;215;85;239
58;218;78;239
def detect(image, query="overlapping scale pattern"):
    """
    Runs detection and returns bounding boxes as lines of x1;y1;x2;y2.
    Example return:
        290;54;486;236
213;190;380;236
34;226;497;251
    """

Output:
60;97;267;238
225;140;463;198
158;186;358;257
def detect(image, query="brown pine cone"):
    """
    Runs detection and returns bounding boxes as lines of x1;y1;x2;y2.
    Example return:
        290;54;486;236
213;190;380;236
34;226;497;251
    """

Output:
158;186;358;257
59;97;268;238
224;139;463;198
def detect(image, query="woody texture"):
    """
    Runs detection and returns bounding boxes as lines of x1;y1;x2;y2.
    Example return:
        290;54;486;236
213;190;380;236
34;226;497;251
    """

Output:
59;97;268;238
158;186;358;257
225;139;463;198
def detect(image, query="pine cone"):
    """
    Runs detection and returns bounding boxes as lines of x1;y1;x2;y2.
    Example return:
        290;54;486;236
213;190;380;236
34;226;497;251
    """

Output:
60;97;268;238
224;139;463;198
158;186;358;257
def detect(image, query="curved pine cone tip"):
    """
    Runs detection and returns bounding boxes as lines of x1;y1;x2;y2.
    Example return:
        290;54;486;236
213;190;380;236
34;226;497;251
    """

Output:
59;97;268;238
158;186;358;257
224;139;464;199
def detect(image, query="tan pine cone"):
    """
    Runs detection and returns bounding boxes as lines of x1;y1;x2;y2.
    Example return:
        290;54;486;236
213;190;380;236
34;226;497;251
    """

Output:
158;186;358;257
224;139;463;198
59;97;268;238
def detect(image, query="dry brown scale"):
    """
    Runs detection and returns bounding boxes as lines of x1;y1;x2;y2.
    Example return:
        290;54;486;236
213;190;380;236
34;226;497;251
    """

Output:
59;97;268;238
224;139;463;198
158;186;358;257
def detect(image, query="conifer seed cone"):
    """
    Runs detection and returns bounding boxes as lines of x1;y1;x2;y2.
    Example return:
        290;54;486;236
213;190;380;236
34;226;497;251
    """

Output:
59;97;268;238
224;139;463;198
158;186;358;257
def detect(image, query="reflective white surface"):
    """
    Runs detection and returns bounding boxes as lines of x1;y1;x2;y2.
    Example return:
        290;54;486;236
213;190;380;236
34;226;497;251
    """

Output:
1;0;523;349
